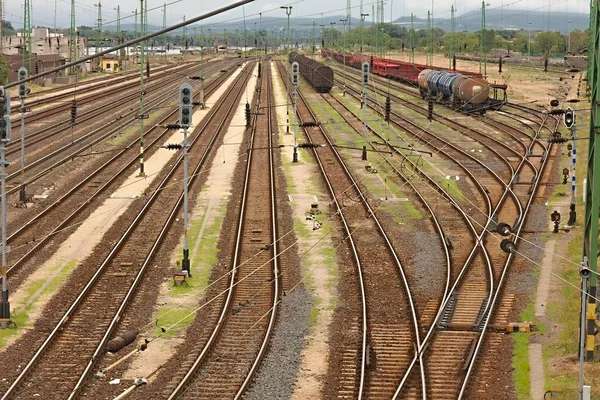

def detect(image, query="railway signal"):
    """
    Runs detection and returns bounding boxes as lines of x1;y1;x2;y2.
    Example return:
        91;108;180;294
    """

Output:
18;68;30;99
0;91;11;142
18;68;30;204
245;103;251;126
178;83;193;278
291;61;300;163
179;82;193;127
362;62;369;86
564;107;575;129
70;100;78;125
291;61;299;85
384;96;391;122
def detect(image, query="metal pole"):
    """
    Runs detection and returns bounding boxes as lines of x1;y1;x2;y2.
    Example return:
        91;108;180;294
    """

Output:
138;0;146;177
569;124;578;224
182;125;190;276
200;26;205;108
293;80;298;163
0;143;10;326
341;18;347;96
579;262;590;400
19;96;25;203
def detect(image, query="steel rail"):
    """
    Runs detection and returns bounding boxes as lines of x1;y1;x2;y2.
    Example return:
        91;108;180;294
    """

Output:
1;61;255;400
165;61;260;398
2;60;238;195
234;60;281;398
278;60;424;398
69;61;257;400
5;61;238;274
458;113;557;399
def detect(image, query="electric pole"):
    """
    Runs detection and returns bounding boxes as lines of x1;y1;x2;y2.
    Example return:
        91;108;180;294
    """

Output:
23;0;32;73
0;90;11;328
138;0;147;177
69;0;76;75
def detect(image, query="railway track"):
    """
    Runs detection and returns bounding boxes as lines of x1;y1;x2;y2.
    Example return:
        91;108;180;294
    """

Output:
2;59;240;196
9;62;191;123
162;59;280;400
3;59;241;294
276;60;423;399
300;58;555;397
0;61;256;400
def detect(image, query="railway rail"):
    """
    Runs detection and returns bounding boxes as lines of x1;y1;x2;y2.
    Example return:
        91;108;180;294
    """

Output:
297;58;556;397
0;61;256;400
276;60;423;399
163;59;280;400
3;59;241;295
2;59;240;196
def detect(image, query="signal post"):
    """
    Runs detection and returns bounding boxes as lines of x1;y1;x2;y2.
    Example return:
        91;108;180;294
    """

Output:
179;83;193;277
18;68;29;204
0;89;11;327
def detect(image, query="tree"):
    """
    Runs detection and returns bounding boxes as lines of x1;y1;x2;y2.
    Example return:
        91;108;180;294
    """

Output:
0;55;9;86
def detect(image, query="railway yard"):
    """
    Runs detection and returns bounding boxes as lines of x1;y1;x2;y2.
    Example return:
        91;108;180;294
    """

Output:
0;47;587;399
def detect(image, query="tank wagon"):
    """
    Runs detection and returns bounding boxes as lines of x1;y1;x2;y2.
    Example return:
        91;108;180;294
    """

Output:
417;69;506;113
322;50;507;113
289;52;333;93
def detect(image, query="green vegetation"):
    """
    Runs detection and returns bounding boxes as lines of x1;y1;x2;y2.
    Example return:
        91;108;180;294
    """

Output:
0;260;78;349
0;55;9;86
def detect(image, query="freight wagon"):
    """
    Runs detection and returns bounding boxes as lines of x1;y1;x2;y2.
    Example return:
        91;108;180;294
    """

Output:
289;52;334;93
322;50;507;113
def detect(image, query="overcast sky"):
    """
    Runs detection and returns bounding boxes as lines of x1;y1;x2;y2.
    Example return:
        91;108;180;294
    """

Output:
3;0;590;30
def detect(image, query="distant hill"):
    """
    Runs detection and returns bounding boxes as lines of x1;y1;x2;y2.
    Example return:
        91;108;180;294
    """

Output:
393;9;589;33
101;9;590;35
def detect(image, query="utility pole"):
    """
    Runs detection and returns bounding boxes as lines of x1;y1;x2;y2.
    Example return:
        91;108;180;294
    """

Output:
361;12;369;54
329;22;336;50
94;1;103;71
23;0;32;73
450;4;455;69
340;18;347;95
200;25;205;108
480;1;487;78
138;0;146;177
281;6;292;134
410;13;415;63
583;0;600;362
427;11;432;66
69;0;76;75
115;6;122;68
163;3;167;55
347;0;352;30
312;20;316;56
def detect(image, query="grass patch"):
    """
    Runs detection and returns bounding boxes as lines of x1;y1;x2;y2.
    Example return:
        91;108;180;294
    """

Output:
0;260;79;349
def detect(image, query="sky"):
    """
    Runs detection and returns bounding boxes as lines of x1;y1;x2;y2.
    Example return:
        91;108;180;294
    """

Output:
2;0;590;31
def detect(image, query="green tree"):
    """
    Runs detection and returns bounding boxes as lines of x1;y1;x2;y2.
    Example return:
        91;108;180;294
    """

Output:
0;55;9;85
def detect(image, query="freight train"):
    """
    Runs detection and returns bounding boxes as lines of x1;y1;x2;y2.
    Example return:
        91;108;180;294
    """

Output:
288;52;334;93
322;50;507;114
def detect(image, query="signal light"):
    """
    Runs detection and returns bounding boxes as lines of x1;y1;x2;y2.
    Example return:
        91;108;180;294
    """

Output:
70;100;77;125
564;107;575;129
179;83;193;127
292;62;299;86
0;91;11;142
361;62;369;86
18;67;28;100
245;102;251;126
384;96;391;122
428;98;434;121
